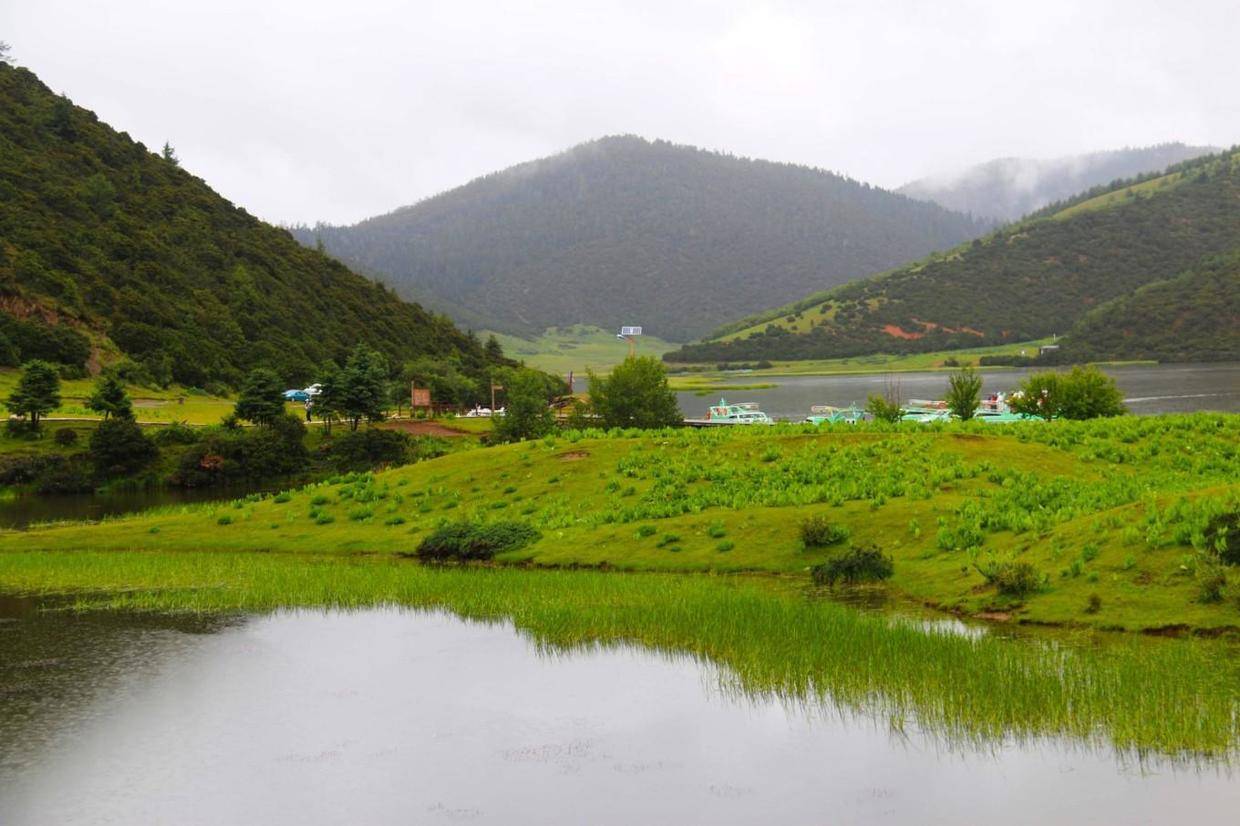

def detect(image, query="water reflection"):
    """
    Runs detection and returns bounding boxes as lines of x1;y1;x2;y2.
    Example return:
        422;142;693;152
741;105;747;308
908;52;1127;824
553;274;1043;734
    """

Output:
1;606;1237;825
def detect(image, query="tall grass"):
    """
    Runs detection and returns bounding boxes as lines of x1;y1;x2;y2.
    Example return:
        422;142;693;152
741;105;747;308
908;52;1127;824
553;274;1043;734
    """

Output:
1;549;1236;760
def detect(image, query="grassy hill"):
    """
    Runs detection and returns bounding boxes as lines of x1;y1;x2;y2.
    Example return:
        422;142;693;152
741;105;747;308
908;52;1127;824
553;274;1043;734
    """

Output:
670;149;1240;364
0;61;494;388
292;135;984;341
4;415;1237;633
482;325;676;375
1063;252;1240;363
899;143;1217;223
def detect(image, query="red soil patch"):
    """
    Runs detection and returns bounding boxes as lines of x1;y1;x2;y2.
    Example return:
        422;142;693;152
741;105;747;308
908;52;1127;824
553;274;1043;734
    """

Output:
881;324;923;340
379;420;472;437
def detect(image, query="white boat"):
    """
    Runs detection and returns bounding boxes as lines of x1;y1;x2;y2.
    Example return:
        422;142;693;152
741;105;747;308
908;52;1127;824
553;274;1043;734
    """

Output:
705;398;774;425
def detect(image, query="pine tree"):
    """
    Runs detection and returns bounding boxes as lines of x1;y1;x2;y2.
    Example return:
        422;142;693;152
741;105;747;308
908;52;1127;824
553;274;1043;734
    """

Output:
6;360;61;430
87;373;133;420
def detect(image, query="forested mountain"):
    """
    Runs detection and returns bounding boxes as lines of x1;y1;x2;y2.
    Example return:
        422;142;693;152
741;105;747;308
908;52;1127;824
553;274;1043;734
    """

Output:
669;149;1240;364
1062;252;1239;363
0;62;495;387
292;136;985;341
899;143;1217;223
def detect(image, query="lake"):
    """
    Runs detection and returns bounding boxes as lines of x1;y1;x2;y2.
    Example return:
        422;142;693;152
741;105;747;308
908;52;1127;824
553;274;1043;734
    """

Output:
676;362;1240;420
2;603;1237;825
0;483;275;530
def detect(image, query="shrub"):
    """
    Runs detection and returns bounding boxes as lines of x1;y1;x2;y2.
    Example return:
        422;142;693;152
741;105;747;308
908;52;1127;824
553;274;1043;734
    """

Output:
89;417;158;478
945;367;982;420
325;428;413;471
1085;593;1102;614
151;421;200;446
800;515;849;548
1197;563;1227;604
656;533;682;548
811;545;894;585
865;394;903;423
53;427;79;446
33;456;95;494
416;521;541;561
635;524;656;538
716;540;735;552
172;414;307;486
1205;511;1238;566
978;560;1044;598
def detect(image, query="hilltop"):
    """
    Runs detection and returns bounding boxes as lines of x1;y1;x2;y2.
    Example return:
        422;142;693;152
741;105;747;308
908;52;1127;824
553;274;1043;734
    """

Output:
0;62;494;387
292;136;984;341
670;148;1240;364
899;143;1218;223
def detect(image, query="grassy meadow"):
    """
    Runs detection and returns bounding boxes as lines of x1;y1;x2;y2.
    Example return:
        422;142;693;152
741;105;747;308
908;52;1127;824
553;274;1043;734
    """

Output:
4;414;1237;632
0;368;235;425
483;325;678;375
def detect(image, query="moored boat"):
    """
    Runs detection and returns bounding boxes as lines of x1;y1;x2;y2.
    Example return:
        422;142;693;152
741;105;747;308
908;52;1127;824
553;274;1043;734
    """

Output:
705;398;774;425
805;404;865;425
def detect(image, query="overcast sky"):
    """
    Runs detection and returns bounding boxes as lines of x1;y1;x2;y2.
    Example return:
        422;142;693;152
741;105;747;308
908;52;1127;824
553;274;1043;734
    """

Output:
3;0;1237;226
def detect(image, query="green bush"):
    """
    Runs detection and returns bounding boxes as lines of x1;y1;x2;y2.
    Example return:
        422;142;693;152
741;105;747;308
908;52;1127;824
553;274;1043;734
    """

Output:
800;515;849;548
33;456;95;494
811;545;894;585
89;417;158;478
1205;511;1238;566
978;560;1044;598
172;414;307;486
53;427;79;446
151;421;200;446
415;521;541;561
325;428;414;471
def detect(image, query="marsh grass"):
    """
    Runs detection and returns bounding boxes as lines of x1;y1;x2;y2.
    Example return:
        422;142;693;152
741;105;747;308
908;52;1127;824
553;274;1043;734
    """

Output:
0;550;1236;761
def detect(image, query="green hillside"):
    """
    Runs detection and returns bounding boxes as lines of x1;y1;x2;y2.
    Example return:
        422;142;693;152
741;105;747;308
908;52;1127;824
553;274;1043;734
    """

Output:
0;62;493;387
1063;252;1239;363
670;149;1240;364
293;135;984;341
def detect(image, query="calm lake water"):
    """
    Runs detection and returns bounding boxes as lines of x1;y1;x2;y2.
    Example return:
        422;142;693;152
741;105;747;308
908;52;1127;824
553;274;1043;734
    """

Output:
0;483;275;530
1;603;1236;825
676;362;1240;420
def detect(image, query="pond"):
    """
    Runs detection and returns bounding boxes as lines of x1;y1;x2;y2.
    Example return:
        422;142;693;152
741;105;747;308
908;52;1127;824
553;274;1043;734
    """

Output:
0;482;276;530
2;603;1237;825
676;361;1240;420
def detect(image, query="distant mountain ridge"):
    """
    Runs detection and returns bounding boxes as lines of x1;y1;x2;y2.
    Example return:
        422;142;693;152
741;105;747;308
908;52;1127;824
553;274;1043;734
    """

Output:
899;143;1218;223
669;148;1240;364
293;136;985;341
0;62;495;387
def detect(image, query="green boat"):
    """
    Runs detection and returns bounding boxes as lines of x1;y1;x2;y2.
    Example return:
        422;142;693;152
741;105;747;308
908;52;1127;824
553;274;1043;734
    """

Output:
805;404;865;425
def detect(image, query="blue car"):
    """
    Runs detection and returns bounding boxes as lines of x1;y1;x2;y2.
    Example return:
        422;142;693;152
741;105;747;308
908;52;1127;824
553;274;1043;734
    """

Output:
283;389;310;402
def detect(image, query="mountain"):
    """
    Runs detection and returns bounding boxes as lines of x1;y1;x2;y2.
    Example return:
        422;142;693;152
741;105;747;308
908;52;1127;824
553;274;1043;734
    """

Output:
0;62;495;388
668;148;1240;364
1062;252;1239;363
292;136;985;341
899;143;1218;223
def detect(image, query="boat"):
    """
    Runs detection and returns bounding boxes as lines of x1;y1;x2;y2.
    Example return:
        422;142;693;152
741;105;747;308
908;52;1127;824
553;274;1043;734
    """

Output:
804;404;865;425
704;398;774;425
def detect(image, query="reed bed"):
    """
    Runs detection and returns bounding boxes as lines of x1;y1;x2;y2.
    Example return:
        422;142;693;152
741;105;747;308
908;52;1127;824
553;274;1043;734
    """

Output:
1;549;1236;761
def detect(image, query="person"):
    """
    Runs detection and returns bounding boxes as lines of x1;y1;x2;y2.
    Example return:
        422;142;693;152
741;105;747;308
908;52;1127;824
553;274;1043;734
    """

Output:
304;399;313;422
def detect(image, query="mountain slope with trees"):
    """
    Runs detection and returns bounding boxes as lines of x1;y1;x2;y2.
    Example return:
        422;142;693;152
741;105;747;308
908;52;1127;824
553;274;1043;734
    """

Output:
292;136;985;341
1061;252;1239;363
0;61;495;388
670;149;1240;364
899;143;1217;223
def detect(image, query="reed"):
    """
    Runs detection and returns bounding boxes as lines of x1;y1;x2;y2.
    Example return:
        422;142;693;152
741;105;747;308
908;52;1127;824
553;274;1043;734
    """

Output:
0;549;1236;760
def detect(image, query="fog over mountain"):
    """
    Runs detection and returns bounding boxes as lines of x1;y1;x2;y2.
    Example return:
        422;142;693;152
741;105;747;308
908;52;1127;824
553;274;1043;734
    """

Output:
899;143;1219;223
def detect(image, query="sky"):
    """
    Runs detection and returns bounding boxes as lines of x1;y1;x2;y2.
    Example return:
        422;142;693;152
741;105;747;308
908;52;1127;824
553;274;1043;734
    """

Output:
3;0;1237;226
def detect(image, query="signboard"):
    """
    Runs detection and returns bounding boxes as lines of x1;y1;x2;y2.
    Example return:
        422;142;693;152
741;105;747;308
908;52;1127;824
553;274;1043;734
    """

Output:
411;386;431;408
619;326;643;336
